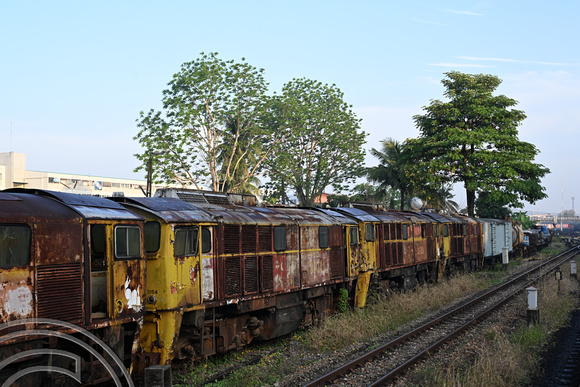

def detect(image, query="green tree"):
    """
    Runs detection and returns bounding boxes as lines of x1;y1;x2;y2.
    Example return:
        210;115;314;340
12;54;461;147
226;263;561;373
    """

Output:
475;191;510;218
134;52;286;192
418;183;459;213
262;79;367;207
367;138;412;211
512;210;536;230
409;71;550;217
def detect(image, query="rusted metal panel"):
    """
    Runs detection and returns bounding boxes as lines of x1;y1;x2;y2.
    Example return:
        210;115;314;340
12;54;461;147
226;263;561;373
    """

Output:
273;253;300;291
300;250;330;286
0;270;34;322
113;197;215;223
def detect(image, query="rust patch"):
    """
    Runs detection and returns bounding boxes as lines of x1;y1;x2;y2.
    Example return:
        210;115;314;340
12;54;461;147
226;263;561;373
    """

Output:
190;263;199;285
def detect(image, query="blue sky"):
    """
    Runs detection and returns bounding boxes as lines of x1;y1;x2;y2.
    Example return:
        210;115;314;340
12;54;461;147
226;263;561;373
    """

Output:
1;1;578;214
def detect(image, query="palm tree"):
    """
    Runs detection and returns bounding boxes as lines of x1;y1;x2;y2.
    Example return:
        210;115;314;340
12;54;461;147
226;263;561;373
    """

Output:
421;184;459;213
367;138;411;211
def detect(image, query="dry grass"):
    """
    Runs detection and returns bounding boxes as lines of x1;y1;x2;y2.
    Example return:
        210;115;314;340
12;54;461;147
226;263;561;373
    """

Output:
303;274;489;352
409;254;580;386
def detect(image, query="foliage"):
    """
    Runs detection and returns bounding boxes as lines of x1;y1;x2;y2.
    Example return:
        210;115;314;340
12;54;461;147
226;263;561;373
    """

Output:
326;183;399;208
134;52;286;193
476;191;511;218
261;78;367;207
408;71;550;216
367;138;412;211
511;210;536;230
561;209;576;217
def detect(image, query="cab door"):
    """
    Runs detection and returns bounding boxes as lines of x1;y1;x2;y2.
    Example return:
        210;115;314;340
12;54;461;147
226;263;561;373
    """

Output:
345;226;360;277
111;223;145;318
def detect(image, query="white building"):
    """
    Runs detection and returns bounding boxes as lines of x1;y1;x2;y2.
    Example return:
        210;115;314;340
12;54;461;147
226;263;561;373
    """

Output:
0;152;153;197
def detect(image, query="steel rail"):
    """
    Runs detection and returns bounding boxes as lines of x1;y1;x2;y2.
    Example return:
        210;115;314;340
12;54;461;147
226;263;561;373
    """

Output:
303;246;580;387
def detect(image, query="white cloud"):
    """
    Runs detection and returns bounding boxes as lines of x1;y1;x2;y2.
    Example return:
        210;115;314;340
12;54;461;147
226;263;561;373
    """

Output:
458;56;575;66
428;63;493;68
445;9;484;16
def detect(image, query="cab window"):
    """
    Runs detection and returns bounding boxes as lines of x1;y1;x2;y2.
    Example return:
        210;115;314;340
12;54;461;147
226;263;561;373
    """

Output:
319;226;329;248
274;226;287;251
144;221;161;253
202;227;212;253
0;225;31;268
433;224;440;237
350;227;358;246
402;224;408;240
443;224;449;237
115;225;141;259
175;227;198;257
365;223;375;242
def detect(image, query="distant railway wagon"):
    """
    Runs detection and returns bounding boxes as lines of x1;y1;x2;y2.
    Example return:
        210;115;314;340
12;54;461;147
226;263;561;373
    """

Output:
1;187;540;383
479;218;513;265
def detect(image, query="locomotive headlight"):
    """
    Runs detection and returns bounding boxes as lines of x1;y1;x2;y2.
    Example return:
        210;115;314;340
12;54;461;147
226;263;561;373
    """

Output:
147;295;158;305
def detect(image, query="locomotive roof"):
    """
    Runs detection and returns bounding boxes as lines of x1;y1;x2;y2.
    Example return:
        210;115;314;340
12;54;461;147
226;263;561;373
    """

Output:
312;208;359;225
330;206;381;222
113;196;215;223
3;189;143;221
0;191;82;222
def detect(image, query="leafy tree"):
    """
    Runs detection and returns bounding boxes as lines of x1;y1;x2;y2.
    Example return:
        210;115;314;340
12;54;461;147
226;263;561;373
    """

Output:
325;183;398;208
418;183;459;213
134;53;286;192
367;138;412;211
475;191;510;218
262;79;367;207
512;211;536;230
561;209;576;217
408;71;550;217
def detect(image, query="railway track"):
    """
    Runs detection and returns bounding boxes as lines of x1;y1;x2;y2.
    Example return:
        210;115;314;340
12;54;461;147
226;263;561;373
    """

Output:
303;247;580;387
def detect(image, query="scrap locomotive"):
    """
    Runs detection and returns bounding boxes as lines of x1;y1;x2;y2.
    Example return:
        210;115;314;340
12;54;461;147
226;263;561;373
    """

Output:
0;188;529;382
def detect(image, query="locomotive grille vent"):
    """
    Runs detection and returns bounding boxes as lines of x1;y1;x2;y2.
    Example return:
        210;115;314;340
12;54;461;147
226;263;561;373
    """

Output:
244;256;258;293
329;249;344;279
224;225;240;254
204;194;233;206
258;226;272;252
261;255;273;291
176;191;209;205
224;257;241;296
36;263;83;323
241;226;257;253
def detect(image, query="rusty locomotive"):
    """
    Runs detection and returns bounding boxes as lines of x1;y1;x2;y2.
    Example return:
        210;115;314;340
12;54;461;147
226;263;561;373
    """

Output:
0;188;527;383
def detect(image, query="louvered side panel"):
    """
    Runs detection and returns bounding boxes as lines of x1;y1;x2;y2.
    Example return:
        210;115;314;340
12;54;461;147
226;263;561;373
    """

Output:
244;256;258;294
242;225;257;253
223;225;240;255
258;226;272;252
224;257;241;296
36;263;83;323
261;255;273;291
329;249;344;279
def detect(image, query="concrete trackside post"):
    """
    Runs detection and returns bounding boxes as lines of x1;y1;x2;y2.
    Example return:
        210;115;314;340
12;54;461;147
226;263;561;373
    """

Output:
526;286;540;327
145;365;172;387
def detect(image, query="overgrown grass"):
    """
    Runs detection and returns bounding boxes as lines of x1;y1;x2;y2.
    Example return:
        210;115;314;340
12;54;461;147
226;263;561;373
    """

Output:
407;252;579;386
302;274;491;353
